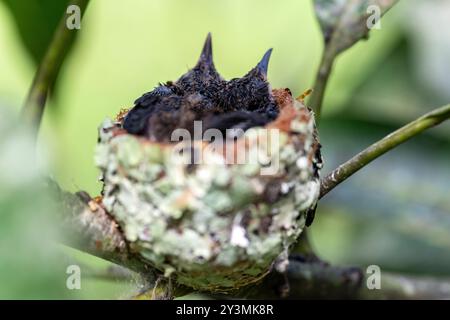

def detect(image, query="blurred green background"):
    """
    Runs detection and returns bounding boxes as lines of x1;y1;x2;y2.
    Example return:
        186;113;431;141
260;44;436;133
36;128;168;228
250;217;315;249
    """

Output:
0;0;449;299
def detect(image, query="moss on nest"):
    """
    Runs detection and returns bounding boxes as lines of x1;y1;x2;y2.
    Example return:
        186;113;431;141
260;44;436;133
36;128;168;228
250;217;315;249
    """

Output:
95;90;321;292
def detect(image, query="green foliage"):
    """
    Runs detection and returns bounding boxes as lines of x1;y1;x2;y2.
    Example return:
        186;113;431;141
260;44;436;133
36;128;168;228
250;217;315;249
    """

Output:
0;107;67;299
2;0;71;64
0;0;449;298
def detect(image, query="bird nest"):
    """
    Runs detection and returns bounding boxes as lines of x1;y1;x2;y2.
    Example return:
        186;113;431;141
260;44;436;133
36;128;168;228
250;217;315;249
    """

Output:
95;34;322;292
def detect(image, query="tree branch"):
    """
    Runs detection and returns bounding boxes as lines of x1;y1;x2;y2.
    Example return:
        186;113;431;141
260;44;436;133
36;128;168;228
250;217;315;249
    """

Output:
50;181;450;299
49;181;191;298
320;104;450;199
308;50;335;121
21;0;90;137
83;265;135;282
48;180;151;275
237;256;450;299
310;0;399;121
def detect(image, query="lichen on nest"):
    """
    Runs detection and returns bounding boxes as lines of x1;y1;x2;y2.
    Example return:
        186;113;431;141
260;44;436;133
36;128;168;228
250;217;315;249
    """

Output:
95;34;322;292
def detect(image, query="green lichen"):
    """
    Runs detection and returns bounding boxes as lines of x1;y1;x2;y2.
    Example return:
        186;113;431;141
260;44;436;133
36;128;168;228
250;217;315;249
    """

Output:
95;102;321;292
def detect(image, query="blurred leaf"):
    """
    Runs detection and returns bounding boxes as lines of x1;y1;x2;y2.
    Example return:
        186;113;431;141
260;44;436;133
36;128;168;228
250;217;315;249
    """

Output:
0;105;68;299
314;0;399;55
339;35;450;137
405;0;450;101
2;0;70;64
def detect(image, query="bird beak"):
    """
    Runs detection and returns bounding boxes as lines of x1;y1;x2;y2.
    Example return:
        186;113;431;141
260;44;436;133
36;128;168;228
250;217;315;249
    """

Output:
196;33;214;69
255;48;273;79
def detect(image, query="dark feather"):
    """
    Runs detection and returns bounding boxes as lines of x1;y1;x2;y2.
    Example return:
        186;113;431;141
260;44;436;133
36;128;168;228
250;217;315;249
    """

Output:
122;34;279;142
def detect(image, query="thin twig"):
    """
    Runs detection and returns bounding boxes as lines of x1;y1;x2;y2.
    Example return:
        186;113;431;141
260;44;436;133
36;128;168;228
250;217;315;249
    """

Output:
21;0;90;137
320;104;450;198
309;0;399;122
308;49;335;121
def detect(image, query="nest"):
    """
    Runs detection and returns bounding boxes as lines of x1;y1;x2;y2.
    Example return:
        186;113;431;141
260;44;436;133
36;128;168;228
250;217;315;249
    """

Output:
95;35;322;292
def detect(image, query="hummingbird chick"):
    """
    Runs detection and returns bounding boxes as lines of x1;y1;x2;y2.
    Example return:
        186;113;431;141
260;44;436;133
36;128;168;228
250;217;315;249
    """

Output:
122;33;279;142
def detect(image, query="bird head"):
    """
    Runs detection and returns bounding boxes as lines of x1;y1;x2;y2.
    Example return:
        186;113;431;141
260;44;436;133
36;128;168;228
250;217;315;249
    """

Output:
122;33;278;141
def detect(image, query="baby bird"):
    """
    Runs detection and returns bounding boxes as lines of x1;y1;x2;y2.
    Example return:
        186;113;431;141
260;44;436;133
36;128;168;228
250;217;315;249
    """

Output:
122;33;279;142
